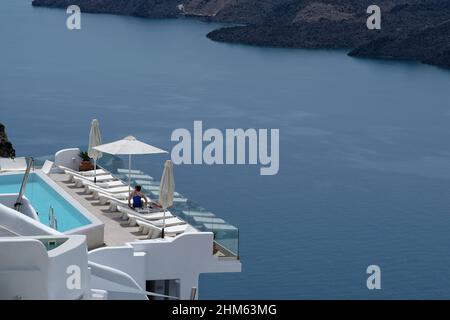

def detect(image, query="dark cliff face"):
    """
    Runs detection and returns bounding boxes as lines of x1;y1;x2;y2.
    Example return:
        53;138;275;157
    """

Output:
32;0;181;18
31;0;450;67
349;17;450;68
0;124;15;158
206;0;450;67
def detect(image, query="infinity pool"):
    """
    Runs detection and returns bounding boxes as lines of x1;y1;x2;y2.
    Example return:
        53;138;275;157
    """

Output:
0;173;91;232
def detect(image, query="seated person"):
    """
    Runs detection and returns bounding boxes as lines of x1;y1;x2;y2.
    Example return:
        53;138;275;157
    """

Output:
128;185;163;210
128;185;148;209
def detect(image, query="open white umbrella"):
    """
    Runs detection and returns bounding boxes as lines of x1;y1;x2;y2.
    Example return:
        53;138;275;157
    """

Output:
88;119;102;183
93;136;167;193
159;160;175;238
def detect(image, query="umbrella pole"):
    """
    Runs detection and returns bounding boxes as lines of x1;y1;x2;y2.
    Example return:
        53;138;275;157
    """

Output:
94;159;97;183
162;209;166;238
128;154;131;195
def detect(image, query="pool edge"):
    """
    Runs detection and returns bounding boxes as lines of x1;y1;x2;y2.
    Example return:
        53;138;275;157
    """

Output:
0;170;105;250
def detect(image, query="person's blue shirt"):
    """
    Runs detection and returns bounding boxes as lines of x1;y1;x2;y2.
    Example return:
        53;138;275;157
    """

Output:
133;195;143;208
128;185;148;209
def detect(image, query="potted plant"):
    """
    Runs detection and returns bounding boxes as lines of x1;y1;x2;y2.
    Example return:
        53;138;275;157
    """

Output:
79;151;94;171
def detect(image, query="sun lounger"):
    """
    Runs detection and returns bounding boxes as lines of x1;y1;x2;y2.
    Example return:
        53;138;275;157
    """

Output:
134;210;173;221
150;217;185;227
109;199;127;212
74;169;108;177
97;192;129;206
105;196;140;212
80;179;125;192
127;213;178;227
87;185;131;199
41;160;54;175
63;169;115;182
117;205;170;223
73;174;118;191
136;220;189;239
58;165;109;180
136;222;163;238
0;157;27;172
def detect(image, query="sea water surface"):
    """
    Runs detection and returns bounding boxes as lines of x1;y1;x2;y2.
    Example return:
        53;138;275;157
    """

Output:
3;0;450;299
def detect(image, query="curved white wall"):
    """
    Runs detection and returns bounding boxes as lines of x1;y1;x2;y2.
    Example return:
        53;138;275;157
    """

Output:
47;235;89;300
88;261;148;300
0;202;60;236
0;235;89;300
0;194;39;221
0;238;49;299
54;148;81;171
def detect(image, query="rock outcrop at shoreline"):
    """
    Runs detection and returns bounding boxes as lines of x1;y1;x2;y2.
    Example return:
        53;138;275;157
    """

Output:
32;0;450;68
0;124;15;158
349;19;450;68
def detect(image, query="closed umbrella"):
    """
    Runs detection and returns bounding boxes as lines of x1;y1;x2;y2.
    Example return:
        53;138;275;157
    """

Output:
88;119;102;183
159;160;175;238
93;136;167;193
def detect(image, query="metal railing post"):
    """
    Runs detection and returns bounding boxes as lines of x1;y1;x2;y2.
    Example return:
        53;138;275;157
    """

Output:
190;287;197;300
14;157;34;212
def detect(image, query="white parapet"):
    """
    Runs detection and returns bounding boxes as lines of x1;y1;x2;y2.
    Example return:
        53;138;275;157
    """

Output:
54;148;81;171
0;235;89;300
0;193;39;221
0;200;59;237
88;232;241;299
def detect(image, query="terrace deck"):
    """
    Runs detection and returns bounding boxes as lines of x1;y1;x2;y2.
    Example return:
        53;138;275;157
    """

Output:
49;173;140;246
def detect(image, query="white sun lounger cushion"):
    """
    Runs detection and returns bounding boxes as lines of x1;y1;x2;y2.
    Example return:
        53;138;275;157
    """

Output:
88;185;131;199
82;180;125;192
59;165;109;178
117;206;169;223
134;211;174;221
149;217;185;227
71;173;115;186
41;160;54;175
136;220;188;238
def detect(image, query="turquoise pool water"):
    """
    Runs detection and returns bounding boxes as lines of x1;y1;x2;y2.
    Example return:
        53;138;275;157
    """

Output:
0;173;91;232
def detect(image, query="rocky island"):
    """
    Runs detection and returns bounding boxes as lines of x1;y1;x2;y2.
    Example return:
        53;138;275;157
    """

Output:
0;124;15;158
31;0;450;68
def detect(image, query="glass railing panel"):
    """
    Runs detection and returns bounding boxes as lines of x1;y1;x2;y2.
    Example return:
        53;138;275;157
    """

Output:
28;154;55;169
27;150;240;258
96;154;239;258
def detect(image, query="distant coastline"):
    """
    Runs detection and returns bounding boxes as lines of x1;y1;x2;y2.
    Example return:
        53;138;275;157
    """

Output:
32;0;450;68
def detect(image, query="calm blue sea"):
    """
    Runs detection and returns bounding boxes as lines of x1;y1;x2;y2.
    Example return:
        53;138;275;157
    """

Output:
2;0;450;299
